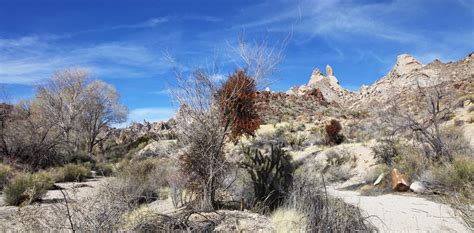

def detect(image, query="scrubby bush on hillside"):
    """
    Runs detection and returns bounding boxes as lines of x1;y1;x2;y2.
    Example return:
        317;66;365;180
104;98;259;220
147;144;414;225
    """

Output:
53;164;91;182
426;156;474;191
371;138;400;165
4;172;53;206
325;149;356;182
282;174;375;232
325;119;344;145
0;163;12;190
95;163;114;176
116;159;174;204
392;143;429;180
284;132;308;150
240;145;294;210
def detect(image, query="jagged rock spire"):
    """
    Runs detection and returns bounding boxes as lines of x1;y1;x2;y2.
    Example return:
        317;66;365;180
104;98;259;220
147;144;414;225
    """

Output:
392;54;423;76
326;64;333;76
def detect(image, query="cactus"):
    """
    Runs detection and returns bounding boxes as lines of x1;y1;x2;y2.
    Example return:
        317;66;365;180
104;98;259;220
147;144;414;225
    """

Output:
240;144;294;210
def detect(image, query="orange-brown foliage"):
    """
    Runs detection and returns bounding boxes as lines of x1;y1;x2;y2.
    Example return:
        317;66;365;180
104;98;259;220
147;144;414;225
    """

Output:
217;70;261;143
325;119;344;145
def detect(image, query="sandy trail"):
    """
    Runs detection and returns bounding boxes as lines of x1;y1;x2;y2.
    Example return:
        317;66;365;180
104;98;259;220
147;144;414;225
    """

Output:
327;187;469;232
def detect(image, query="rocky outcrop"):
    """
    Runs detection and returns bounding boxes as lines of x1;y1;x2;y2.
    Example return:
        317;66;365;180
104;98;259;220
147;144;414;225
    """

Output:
98;121;171;144
288;64;349;103
255;88;330;124
348;52;474;109
391;54;423;76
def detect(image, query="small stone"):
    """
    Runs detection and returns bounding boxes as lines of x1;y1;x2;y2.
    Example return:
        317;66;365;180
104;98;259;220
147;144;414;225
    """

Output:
410;181;426;194
373;172;385;186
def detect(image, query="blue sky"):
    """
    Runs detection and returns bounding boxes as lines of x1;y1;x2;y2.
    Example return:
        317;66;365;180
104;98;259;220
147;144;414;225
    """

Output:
1;0;473;126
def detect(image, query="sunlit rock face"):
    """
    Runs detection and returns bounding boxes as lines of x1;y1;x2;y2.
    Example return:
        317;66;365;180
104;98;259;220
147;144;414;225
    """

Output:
288;64;348;103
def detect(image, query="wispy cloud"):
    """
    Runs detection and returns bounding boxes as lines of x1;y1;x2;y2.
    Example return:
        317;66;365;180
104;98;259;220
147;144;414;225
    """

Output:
128;107;176;123
0;37;168;84
241;0;424;43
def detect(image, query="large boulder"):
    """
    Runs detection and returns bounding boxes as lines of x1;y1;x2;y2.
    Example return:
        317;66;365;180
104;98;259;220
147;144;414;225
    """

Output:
391;168;410;192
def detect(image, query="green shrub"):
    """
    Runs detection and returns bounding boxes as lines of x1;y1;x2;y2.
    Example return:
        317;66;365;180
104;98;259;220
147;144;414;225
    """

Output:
393;144;429;179
284;132;307;149
325;150;352;167
431;156;474;190
371;139;400;165
4;172;53;206
54;164;91;182
116;159;174;204
0;164;13;191
95;163;114;176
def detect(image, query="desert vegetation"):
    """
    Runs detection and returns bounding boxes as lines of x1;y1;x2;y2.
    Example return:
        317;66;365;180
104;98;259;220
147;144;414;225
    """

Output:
0;39;473;232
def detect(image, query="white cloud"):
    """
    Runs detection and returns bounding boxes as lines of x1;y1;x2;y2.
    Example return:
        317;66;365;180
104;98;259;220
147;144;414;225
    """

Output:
241;0;423;43
128;107;176;122
0;38;168;84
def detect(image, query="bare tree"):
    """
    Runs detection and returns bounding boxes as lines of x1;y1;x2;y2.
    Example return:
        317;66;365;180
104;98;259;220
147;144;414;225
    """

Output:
172;69;228;210
4;100;62;169
81;80;127;154
36;69;89;155
1;68;127;168
35;68;127;155
383;83;455;161
233;34;287;87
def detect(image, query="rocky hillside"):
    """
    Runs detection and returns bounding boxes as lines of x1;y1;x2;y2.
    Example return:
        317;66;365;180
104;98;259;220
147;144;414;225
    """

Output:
255;88;332;124
93;52;474;144
348;53;474;109
99;121;171;144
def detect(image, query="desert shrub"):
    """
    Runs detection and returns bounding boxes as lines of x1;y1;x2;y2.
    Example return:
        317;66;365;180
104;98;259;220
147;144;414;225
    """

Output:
54;164;91;182
95;163;114;176
18;181;141;232
441;125;472;157
240;144;294;211
4;172;53;206
67;152;96;165
325;149;352;167
325;119;344;145
217;69;260;143
271;208;307;233
283;175;375;232
324;149;355;182
429;156;474;191
371;138;400;165
284;132;307;150
327;164;353;182
116;159;174;204
393;144;429;179
0;163;13;190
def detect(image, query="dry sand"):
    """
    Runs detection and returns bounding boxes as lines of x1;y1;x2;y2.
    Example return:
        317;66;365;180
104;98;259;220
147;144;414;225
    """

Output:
328;187;469;232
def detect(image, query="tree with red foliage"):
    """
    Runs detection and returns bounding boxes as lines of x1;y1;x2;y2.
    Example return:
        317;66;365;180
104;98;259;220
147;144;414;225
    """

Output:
217;69;261;143
325;119;344;145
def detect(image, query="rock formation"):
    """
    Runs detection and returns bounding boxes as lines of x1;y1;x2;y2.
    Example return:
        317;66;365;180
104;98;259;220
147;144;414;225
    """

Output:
326;64;333;76
348;52;474;109
98;120;172;144
287;64;348;103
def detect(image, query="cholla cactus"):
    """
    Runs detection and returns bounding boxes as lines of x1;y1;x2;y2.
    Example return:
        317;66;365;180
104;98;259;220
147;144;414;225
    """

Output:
240;144;294;210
